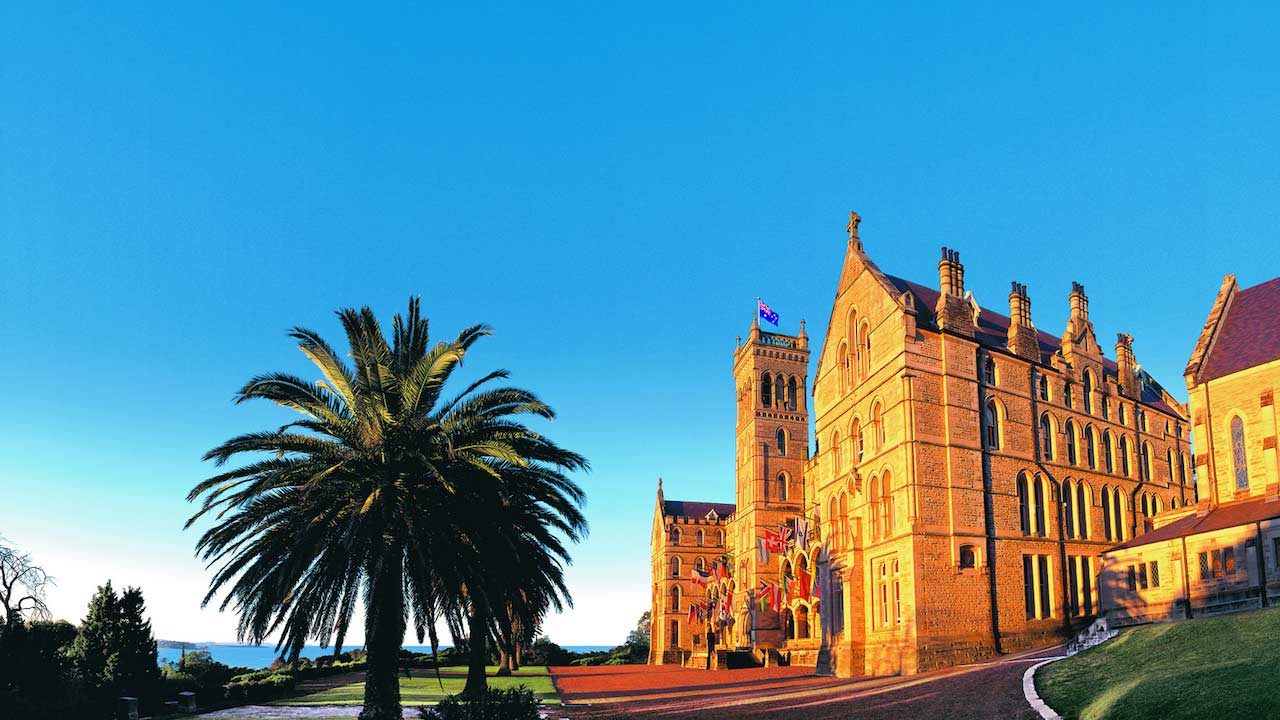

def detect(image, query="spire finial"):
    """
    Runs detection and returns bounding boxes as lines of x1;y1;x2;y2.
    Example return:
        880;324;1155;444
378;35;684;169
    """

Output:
846;210;862;240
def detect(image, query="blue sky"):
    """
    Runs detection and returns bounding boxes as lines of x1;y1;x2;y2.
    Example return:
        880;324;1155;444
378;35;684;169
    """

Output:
2;3;1278;646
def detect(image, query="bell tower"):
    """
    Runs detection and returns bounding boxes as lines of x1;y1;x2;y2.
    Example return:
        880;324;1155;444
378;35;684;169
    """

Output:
733;317;811;514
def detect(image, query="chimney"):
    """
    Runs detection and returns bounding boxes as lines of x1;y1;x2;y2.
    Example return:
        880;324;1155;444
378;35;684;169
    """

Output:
1069;281;1089;322
1116;333;1138;396
1007;282;1039;360
935;247;975;336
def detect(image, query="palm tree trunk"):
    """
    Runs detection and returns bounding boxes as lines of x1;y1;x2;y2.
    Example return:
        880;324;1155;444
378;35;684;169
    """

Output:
359;555;405;720
512;642;521;671
463;604;489;698
497;648;512;676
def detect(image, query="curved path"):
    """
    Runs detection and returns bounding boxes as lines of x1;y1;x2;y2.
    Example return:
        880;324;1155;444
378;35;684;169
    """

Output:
551;644;1063;720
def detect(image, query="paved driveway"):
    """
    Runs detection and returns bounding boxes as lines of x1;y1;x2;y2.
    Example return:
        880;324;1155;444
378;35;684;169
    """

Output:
550;644;1063;720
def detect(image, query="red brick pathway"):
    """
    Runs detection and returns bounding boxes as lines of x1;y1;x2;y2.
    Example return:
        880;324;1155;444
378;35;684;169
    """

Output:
550;644;1063;720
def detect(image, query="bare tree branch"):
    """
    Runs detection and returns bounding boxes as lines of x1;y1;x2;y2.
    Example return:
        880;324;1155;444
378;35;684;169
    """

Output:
0;536;54;624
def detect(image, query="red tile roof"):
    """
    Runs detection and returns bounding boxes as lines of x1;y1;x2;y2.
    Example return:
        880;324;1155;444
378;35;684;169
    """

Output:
1200;277;1280;382
662;500;735;519
1109;495;1280;552
885;275;1181;416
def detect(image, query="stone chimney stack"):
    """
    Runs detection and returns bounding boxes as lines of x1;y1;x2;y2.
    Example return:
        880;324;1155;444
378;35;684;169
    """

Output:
1116;333;1138;396
1007;282;1039;360
935;247;975;336
1069;281;1089;322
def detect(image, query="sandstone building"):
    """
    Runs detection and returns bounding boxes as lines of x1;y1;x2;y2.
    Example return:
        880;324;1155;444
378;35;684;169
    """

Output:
649;213;1192;677
1100;274;1280;625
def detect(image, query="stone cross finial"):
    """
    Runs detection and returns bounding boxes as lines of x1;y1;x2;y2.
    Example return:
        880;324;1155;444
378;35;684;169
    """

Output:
846;211;862;240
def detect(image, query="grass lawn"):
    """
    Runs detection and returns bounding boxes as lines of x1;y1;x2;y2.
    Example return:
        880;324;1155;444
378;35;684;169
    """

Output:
1037;607;1280;719
274;665;559;707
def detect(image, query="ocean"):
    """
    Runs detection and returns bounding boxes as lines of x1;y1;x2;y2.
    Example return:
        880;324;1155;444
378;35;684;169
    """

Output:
157;643;613;669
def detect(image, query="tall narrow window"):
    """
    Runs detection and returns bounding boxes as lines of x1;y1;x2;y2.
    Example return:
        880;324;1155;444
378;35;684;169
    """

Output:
1112;489;1125;541
777;472;789;502
1179;452;1188;486
1064;480;1076;539
869;476;881;539
1083;371;1094;414
859;323;871;380
775;373;785;408
983;357;997;385
1231;416;1249;490
839;341;850;393
1101;397;1110;420
881;471;895;536
1119;436;1131;476
777;428;788;457
1102;489;1113;541
761;373;772;408
1103;432;1114;473
984;399;1001;449
1166;448;1175;484
1142;442;1153;482
1023;556;1036;619
1040;414;1053;459
831;432;842;474
1064;382;1075;409
839;493;849;547
787;376;798;411
1065;420;1077;465
1076;482;1090;540
1033;476;1047;536
828;497;839;550
1085;427;1097;469
670;527;681;545
872;402;885;449
1118;403;1127;424
852;418;864;462
696;529;704;546
669;586;680;613
1039;375;1050;401
1038;555;1051;618
1017;473;1031;535
670;557;681;577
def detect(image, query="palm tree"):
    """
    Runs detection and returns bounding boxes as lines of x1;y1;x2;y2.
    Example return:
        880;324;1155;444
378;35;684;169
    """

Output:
186;299;587;720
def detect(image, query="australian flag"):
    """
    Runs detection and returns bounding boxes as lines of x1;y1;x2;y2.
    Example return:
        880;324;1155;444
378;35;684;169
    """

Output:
758;298;779;326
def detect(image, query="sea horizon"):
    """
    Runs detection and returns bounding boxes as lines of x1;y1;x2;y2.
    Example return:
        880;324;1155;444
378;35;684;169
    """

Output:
157;641;616;669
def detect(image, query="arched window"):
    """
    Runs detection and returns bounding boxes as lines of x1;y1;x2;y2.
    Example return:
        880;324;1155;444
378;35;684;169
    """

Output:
1112;489;1125;541
872;402;885;449
796;605;810;639
851;418;864;463
777;472;789;502
1063;480;1076;539
839;341;850;393
1139;410;1148;432
1065;420;1077;465
1231;416;1249;490
670;527;681;545
828;496;838;549
1076;482;1090;540
983;356;997;385
1101;396;1110;420
717;529;725;546
775;373;785;408
669;585;681;612
1038;375;1050;401
1179;452;1188;486
858;322;871;379
869;475;881;539
696;529;704;547
959;544;977;569
1166;448;1175;484
1103;432;1114;473
784;608;796;639
1101;487;1113;541
787;376;798;411
1017;473;1031;535
983;399;1000;450
1033;475;1047;536
696;557;706;572
777;427;788;457
1142;442;1154;482
839;492;849;548
1064;382;1075;409
761;373;772;408
1084;427;1096;469
670;556;681;577
1039;414;1054;459
1119;436;1131;476
831;431;842;474
1083;371;1094;414
1118;403;1127;424
881;471;894;536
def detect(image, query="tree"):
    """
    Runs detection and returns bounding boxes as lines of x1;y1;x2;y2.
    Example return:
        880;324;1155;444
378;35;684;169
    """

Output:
114;587;160;701
0;538;53;625
626;611;650;649
187;298;587;720
68;582;121;709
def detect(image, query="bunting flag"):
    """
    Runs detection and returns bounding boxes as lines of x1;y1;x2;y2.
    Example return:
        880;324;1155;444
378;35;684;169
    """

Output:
713;561;727;582
770;583;782;612
691;568;711;587
812;573;822;602
757;537;770;563
793;517;810;550
779;525;794;548
763;528;783;553
797;565;812;601
688;603;697;624
782;574;794;604
757;581;772;611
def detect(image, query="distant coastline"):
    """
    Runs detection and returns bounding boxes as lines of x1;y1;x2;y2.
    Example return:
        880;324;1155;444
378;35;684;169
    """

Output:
156;642;612;669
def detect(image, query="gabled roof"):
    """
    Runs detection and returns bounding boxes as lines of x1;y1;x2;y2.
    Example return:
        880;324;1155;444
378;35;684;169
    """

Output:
662;500;736;519
885;274;1182;416
1109;495;1280;552
1199;276;1280;382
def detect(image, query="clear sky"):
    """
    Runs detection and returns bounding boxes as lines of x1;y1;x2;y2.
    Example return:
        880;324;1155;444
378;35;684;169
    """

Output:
3;3;1279;647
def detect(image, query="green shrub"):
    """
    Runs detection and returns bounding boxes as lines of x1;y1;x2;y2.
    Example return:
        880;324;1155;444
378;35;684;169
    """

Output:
225;672;297;702
419;686;541;720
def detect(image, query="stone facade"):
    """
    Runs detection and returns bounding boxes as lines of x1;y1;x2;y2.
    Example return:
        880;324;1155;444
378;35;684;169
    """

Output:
1100;274;1280;625
650;212;1192;677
